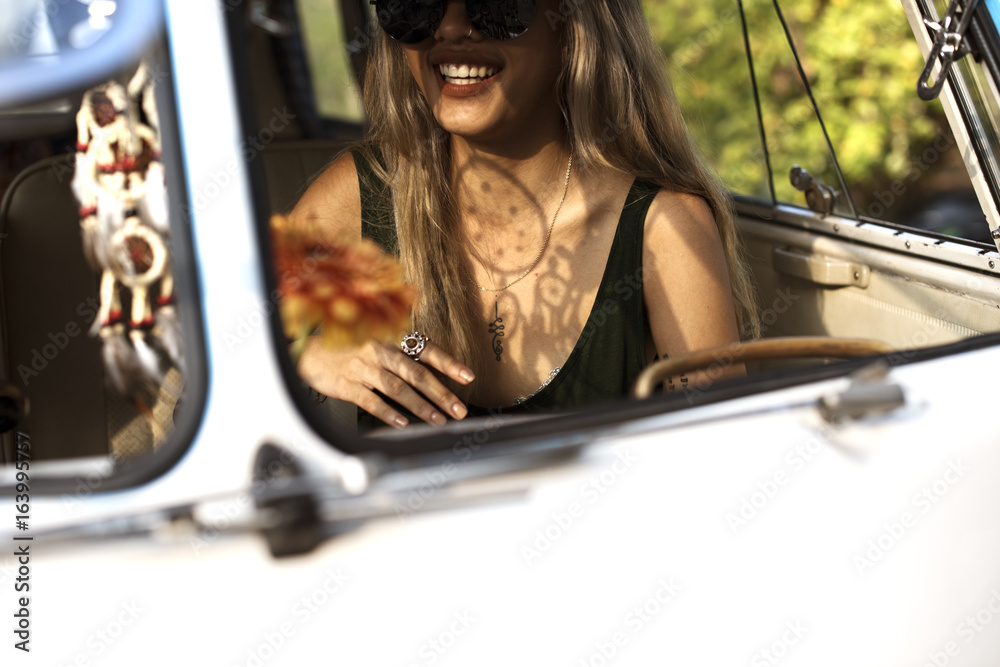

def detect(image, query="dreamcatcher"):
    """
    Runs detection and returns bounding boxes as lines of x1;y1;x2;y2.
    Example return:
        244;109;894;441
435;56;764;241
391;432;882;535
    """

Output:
70;61;183;445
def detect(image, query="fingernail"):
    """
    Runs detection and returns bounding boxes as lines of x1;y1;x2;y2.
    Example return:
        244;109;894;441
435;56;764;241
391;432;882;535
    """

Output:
393;415;408;429
451;402;467;419
430;411;447;426
460;369;475;383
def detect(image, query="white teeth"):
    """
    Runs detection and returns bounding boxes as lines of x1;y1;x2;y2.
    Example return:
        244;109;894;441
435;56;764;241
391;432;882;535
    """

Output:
438;64;497;82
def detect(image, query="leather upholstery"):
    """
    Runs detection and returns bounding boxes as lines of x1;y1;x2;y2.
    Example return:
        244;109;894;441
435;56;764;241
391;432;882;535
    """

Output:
0;154;109;461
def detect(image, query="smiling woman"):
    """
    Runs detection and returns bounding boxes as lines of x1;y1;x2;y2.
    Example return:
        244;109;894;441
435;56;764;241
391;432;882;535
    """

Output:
290;0;759;431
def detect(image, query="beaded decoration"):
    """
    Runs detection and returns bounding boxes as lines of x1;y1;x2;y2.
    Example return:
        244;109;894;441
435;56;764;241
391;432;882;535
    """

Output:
70;61;182;444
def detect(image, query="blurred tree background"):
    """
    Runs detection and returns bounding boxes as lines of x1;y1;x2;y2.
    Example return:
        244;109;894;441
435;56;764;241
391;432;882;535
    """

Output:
645;0;980;234
297;0;366;122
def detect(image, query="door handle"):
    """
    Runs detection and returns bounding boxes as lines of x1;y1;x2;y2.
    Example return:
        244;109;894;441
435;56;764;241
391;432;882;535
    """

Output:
772;247;870;288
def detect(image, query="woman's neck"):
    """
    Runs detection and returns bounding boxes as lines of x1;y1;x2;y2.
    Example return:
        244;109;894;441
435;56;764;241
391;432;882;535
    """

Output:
451;137;573;233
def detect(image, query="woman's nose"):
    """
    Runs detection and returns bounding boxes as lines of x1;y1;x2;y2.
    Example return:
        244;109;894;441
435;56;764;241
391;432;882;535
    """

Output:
435;1;476;42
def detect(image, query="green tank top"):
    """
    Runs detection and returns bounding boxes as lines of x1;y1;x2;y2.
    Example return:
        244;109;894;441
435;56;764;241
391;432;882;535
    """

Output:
352;149;658;422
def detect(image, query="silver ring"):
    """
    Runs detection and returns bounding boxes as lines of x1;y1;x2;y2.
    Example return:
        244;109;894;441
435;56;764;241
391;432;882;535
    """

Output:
401;331;429;362
466;26;473;38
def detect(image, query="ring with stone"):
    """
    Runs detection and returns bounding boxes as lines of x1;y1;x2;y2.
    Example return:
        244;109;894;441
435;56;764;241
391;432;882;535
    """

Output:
401;331;429;362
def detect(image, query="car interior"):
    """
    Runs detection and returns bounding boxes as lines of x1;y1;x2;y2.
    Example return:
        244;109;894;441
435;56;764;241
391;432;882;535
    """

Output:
2;0;1000;469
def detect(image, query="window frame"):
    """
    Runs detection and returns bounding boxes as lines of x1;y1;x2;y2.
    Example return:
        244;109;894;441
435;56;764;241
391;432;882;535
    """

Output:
0;28;209;494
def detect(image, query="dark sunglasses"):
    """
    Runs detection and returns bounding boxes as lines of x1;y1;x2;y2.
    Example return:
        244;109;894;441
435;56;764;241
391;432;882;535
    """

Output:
370;1;538;43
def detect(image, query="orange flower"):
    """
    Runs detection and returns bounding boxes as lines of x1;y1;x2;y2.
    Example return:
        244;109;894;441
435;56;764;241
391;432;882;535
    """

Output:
270;214;416;352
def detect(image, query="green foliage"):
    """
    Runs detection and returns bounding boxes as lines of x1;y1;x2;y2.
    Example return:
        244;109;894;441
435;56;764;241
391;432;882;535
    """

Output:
296;0;365;122
644;0;952;216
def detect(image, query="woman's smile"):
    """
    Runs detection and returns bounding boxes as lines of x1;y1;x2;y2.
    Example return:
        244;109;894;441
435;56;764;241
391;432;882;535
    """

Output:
438;63;499;84
434;60;504;97
400;0;563;144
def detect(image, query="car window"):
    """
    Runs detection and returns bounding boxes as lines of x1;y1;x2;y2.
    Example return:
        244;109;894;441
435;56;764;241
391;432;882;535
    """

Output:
294;0;366;123
0;3;204;475
946;0;1000;235
644;2;771;202
245;0;1000;451
656;0;991;243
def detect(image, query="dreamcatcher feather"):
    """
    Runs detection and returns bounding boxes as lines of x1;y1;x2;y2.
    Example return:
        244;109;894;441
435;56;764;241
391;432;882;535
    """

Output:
71;61;183;446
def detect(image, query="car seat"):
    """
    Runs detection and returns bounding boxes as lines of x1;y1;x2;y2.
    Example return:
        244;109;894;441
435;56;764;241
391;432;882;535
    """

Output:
0;154;158;462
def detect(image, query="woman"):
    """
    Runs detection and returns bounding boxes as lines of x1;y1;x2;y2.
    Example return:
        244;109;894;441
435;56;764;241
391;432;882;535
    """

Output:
292;0;759;429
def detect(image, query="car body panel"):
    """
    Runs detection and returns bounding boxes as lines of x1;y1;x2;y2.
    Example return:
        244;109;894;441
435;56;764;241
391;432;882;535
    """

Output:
12;346;1000;665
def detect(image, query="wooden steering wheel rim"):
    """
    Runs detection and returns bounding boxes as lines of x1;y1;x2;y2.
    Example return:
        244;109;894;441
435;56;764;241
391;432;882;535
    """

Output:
632;336;894;400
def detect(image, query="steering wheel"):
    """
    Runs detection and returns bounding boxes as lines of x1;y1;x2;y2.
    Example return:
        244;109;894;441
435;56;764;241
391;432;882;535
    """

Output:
632;336;894;400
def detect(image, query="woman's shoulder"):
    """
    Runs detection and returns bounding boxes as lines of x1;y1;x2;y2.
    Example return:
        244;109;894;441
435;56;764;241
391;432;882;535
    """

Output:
288;150;362;238
642;188;720;251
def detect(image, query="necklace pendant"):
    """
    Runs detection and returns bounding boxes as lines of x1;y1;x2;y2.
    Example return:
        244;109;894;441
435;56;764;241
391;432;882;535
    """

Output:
488;300;505;361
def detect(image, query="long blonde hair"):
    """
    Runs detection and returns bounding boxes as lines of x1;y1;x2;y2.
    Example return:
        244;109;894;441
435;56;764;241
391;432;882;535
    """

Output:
355;0;760;380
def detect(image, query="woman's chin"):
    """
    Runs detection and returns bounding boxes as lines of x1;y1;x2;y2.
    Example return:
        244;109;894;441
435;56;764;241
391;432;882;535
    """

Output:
432;116;497;143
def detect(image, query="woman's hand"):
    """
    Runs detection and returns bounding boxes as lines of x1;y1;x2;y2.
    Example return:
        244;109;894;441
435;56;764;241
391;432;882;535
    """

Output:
297;336;475;429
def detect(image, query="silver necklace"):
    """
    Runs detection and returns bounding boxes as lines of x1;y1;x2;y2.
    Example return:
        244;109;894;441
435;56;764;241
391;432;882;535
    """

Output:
467;151;573;362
